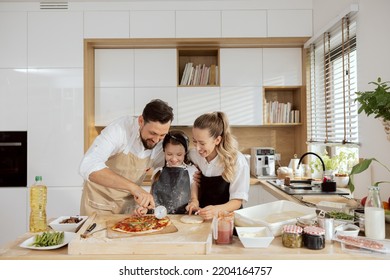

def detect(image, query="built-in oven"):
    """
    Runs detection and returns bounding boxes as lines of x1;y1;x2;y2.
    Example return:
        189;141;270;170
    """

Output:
0;131;27;187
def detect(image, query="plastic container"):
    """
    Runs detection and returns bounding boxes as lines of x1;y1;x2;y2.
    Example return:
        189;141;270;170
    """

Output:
282;225;303;248
303;226;325;250
29;176;47;232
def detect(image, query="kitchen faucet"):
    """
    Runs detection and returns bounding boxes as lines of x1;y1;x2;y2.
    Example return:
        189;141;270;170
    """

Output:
297;152;325;172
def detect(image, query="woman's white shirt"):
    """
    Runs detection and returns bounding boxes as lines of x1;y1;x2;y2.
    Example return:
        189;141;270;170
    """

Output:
189;148;249;202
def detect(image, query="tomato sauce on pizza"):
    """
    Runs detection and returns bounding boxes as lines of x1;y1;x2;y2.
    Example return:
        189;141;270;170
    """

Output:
111;215;171;234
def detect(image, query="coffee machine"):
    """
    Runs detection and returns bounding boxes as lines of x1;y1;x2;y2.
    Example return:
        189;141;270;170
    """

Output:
250;147;276;177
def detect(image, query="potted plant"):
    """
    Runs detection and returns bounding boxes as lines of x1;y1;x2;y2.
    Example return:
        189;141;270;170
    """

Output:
355;77;390;140
309;149;358;178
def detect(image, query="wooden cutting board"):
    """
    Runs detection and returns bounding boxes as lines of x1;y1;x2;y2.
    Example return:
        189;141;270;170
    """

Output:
68;214;212;255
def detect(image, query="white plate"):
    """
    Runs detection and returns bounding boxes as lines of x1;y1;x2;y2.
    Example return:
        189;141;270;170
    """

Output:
19;232;76;250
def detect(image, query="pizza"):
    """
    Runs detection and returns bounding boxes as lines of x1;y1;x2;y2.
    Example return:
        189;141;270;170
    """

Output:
111;215;171;234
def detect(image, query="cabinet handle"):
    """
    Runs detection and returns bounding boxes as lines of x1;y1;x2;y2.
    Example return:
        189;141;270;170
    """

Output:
0;142;22;146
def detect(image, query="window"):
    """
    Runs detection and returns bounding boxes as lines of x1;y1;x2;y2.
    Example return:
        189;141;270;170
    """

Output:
306;12;359;146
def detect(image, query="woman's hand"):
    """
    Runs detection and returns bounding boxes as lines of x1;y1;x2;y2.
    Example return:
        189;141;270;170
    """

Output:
134;206;148;216
197;205;218;220
186;199;200;215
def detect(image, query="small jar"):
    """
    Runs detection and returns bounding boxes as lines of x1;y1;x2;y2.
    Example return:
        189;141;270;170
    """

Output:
282;225;303;248
303;226;325;250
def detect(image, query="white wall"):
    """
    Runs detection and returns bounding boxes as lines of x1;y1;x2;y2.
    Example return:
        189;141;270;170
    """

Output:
312;0;390;201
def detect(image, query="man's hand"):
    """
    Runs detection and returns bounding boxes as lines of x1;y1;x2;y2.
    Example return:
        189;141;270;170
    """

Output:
133;189;155;209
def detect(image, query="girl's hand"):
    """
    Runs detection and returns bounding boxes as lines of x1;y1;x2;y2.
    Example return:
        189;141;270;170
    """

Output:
134;206;148;216
186;199;200;215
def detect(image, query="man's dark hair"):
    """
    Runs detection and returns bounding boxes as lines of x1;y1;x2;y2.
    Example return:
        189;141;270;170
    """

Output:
142;99;174;124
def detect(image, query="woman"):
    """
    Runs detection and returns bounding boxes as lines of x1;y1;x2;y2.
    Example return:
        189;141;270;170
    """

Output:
186;111;249;220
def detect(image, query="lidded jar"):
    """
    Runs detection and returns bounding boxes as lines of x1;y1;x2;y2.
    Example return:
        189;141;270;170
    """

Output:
303;226;325;250
282;224;303;248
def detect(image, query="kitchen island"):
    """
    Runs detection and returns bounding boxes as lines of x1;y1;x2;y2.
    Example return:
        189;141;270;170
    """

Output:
1;215;389;260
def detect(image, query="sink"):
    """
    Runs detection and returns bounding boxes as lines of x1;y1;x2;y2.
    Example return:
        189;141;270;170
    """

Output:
266;179;350;196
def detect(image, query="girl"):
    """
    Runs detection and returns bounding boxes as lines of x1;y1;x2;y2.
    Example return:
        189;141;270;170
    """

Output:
186;112;250;220
137;130;198;215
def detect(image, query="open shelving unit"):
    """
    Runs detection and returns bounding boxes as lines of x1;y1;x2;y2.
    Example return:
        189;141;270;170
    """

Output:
177;48;219;86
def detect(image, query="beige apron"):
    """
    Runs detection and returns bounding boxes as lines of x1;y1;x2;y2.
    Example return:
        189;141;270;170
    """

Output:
80;152;151;216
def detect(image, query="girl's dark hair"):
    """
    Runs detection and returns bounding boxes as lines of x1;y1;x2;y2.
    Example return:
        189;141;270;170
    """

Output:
142;99;174;124
162;130;191;165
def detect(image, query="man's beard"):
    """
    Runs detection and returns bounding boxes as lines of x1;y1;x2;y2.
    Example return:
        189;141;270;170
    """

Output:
141;137;157;150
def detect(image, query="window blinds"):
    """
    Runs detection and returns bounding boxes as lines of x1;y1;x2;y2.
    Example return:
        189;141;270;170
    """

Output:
306;13;359;145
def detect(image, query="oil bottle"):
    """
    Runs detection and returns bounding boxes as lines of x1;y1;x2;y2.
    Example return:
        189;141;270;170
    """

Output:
29;176;47;232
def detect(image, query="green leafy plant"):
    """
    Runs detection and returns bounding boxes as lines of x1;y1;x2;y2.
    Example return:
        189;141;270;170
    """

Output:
355;77;390;121
348;158;390;193
310;149;358;174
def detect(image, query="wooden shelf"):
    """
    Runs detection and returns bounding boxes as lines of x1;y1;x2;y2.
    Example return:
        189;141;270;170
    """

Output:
177;48;219;86
263;86;302;125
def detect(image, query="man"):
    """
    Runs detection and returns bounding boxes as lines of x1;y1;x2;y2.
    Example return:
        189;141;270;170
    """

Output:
79;99;174;216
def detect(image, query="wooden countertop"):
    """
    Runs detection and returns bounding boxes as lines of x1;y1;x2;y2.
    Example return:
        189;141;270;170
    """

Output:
1;218;390;260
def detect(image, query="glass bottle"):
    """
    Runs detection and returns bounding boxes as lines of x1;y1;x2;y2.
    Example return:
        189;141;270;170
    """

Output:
364;186;385;240
29;176;47;232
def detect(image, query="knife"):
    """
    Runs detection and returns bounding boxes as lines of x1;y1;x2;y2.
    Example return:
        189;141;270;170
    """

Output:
81;222;96;238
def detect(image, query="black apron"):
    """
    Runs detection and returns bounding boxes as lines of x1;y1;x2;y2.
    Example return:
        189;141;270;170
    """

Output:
151;167;191;214
199;174;231;208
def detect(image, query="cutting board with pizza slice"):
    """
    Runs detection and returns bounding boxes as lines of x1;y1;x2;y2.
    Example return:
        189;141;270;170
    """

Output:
68;214;212;255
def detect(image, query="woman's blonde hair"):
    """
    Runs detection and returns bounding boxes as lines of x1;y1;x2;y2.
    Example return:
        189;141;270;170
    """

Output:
193;111;238;182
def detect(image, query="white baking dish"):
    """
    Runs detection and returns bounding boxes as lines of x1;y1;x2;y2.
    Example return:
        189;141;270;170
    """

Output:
234;200;316;236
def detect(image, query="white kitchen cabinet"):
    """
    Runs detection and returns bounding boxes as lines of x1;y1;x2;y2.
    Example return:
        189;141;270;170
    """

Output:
95;88;135;127
177;87;220;125
244;184;279;208
46;186;83;217
220;48;263;87
27;69;84;188
0;188;27;247
0;69;28;131
176;11;221;38
220;87;263;125
130;11;175;38
84;11;130;38
95;49;134;88
134;87;178;125
0;12;27;68
134;49;176;87
243;185;261;208
28;11;83;68
263;48;302;86
222;10;267;38
267;9;312;37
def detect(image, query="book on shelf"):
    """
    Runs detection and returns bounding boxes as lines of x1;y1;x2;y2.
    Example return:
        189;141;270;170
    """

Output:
265;100;299;124
180;62;217;86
